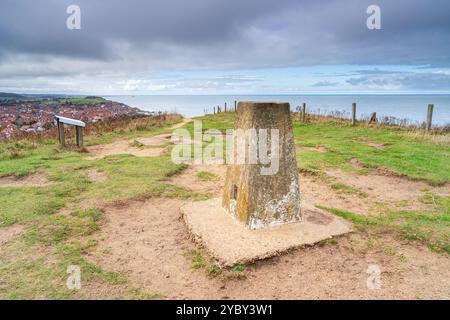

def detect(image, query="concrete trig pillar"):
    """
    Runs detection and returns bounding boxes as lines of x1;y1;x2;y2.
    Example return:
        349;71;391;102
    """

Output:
222;102;302;229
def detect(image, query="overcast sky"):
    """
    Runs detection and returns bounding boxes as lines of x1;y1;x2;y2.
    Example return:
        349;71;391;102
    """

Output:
0;0;449;94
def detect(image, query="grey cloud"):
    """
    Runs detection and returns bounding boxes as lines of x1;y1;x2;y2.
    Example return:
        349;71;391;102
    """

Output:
353;69;406;75
312;81;339;87
0;1;449;67
346;71;450;90
0;0;450;91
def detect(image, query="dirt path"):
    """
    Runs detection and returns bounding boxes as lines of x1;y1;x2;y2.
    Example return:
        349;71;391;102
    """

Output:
86;118;192;160
167;164;226;195
86;164;450;299
0;173;50;188
300;169;450;216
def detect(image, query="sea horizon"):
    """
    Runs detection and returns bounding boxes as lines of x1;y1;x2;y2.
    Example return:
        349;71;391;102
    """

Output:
104;94;450;126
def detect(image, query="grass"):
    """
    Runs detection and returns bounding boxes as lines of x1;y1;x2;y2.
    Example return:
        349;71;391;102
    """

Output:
1;111;449;298
318;238;339;246
57;97;106;105
190;250;221;277
293;122;450;185
231;263;245;272
189;250;247;279
188;113;449;185
319;195;450;254
330;183;368;198
83;116;182;146
0;116;201;299
129;140;145;149
0;239;125;299
196;171;220;182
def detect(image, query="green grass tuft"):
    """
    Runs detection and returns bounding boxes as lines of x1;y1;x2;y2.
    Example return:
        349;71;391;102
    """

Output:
196;171;220;182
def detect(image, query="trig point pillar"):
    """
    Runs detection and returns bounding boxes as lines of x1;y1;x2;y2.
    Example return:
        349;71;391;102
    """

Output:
222;102;302;229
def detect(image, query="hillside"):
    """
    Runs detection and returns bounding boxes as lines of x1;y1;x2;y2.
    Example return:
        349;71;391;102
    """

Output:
0;113;449;299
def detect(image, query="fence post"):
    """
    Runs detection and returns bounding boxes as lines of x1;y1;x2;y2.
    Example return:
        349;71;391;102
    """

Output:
234;100;237;112
58;122;65;147
301;103;306;122
56;118;61;143
426;104;434;132
352;103;356;126
368;112;377;124
76;126;84;148
225;102;227;113
213;107;216;114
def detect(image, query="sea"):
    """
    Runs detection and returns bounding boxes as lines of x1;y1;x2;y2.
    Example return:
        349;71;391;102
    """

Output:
104;95;450;126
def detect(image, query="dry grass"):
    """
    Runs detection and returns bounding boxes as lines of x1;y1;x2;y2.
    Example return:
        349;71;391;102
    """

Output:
405;131;450;146
3;114;183;143
294;111;450;146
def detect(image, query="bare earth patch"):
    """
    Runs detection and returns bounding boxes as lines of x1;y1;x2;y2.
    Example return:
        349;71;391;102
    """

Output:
300;169;449;216
86;169;108;183
0;225;23;245
167;164;226;195
85;195;450;299
296;146;328;153
85;139;170;160
349;158;367;169
367;142;386;149
87;198;225;299
300;173;375;215
85;119;192;160
0;173;50;188
324;169;449;213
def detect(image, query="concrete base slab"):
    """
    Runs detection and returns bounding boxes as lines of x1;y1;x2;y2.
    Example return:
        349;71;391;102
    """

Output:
181;198;352;266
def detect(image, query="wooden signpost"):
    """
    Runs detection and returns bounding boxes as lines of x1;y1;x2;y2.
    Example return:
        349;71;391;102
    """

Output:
55;116;86;148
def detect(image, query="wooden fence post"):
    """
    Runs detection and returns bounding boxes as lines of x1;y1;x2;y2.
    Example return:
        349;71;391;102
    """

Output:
213;107;216;114
234;100;237;112
301;103;306;122
58;121;65;147
56;119;61;143
76;126;84;147
426;104;434;132
352;103;356;126
368;112;377;124
225;102;227;113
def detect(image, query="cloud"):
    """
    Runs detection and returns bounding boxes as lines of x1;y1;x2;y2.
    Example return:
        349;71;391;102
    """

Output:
312;80;339;87
0;0;449;92
346;70;450;90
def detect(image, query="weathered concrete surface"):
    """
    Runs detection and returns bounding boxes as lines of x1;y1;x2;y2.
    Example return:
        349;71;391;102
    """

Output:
182;198;352;266
222;102;301;229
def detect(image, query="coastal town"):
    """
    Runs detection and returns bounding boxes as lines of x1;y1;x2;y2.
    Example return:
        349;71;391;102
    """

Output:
0;96;143;139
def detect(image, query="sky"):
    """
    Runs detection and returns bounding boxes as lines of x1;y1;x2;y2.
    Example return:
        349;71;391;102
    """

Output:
0;0;449;95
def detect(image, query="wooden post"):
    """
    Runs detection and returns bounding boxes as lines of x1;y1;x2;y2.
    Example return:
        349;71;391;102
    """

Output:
234;100;237;112
301;103;306;122
225;102;227;113
76;126;84;147
56;119;61;143
213;107;216;114
217;105;220;113
352;103;356;126
368;112;377;124
426;104;434;132
58;122;65;147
